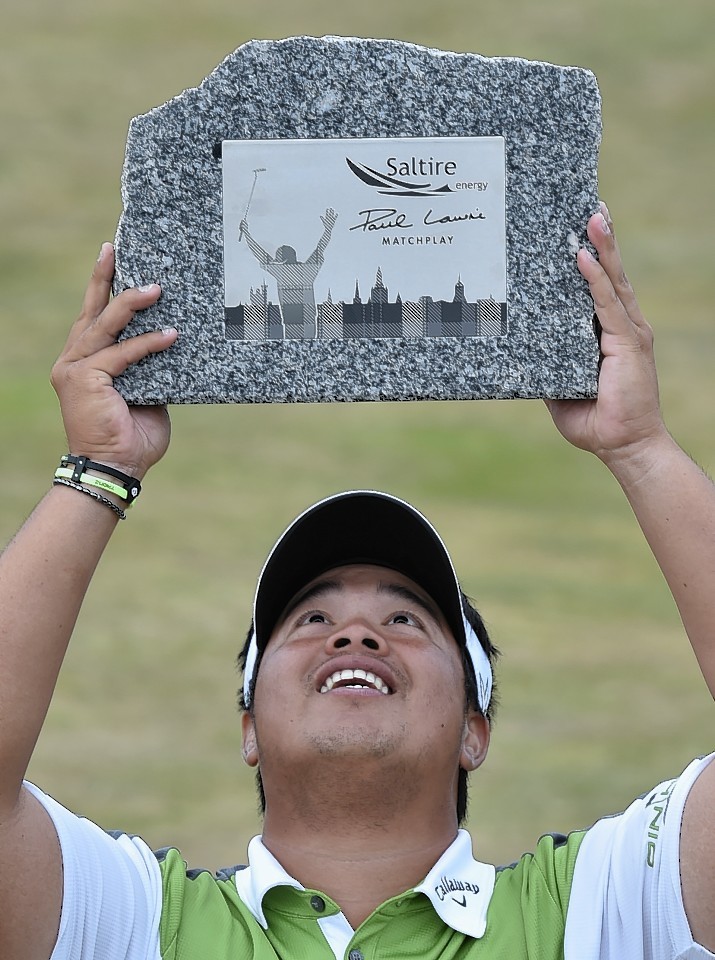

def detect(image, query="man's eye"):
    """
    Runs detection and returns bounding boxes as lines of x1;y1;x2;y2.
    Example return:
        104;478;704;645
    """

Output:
298;611;329;625
389;612;419;626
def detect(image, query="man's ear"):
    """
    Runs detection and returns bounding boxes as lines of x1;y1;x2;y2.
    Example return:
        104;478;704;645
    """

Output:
460;710;490;772
241;712;260;768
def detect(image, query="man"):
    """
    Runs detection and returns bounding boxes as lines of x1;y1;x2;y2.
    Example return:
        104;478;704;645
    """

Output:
240;207;337;338
0;204;713;959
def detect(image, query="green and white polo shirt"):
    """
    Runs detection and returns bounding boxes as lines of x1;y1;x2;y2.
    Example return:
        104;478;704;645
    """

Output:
27;753;715;959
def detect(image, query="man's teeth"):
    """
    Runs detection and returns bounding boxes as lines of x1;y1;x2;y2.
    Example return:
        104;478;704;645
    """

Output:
320;668;390;695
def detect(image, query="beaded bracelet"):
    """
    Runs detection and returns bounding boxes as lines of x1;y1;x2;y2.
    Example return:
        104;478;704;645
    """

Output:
53;477;127;520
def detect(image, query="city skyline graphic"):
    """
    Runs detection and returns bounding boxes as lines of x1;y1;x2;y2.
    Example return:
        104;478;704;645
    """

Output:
225;266;508;342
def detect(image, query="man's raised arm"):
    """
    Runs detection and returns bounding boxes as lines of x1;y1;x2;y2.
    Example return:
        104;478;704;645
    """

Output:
0;244;177;960
240;218;271;266
547;204;715;951
306;207;337;265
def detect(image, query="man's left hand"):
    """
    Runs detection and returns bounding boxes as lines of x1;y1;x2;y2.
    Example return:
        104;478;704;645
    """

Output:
545;203;669;469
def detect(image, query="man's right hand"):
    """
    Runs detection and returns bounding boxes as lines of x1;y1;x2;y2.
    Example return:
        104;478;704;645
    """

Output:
50;243;178;479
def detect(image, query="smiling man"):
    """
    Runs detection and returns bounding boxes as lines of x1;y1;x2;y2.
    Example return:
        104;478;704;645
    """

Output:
1;206;715;960
233;492;495;947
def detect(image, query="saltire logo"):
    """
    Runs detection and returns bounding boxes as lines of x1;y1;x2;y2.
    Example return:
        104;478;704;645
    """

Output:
346;157;454;197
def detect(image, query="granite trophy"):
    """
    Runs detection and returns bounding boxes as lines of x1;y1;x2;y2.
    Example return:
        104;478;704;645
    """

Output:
113;36;602;403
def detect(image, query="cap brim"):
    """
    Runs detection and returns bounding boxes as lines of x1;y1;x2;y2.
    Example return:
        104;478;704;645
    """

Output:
253;490;466;651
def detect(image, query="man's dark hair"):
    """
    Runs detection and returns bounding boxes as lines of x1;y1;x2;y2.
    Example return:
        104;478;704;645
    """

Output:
237;591;499;826
275;244;298;264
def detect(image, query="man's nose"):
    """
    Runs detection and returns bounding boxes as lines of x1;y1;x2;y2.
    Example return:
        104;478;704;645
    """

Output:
325;622;388;654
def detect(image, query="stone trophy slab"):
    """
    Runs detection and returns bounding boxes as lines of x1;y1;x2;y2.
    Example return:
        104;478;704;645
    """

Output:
113;36;602;403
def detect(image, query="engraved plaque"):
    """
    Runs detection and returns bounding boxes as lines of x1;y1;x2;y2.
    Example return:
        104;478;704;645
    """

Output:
113;37;601;403
222;137;507;343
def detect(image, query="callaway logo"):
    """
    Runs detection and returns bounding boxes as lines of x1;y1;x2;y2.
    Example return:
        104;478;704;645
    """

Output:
346;157;455;197
434;875;480;906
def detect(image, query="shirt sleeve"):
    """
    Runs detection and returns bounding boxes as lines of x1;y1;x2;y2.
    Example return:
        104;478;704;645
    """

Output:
24;782;163;960
563;753;715;960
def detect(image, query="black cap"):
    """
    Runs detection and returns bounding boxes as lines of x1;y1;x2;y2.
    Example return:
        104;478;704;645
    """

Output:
253;490;467;651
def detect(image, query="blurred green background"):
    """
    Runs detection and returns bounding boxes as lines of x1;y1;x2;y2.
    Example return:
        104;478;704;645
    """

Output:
1;0;713;869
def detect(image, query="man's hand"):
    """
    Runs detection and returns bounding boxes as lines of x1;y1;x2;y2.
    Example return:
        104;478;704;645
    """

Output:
51;243;178;479
321;207;337;230
545;204;669;467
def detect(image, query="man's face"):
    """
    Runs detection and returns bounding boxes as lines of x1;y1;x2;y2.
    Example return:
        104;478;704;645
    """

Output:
242;564;488;798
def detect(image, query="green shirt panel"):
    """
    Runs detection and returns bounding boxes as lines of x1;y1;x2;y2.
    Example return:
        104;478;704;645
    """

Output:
482;831;585;958
158;831;586;960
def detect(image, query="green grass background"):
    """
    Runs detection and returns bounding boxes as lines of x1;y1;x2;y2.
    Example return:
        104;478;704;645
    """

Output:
1;0;713;869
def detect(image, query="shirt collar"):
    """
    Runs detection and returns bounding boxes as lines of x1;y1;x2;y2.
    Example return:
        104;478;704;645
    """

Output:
413;829;496;938
234;830;495;939
234;836;306;928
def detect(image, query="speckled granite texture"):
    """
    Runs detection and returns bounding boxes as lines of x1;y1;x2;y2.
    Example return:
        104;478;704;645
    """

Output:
113;36;601;403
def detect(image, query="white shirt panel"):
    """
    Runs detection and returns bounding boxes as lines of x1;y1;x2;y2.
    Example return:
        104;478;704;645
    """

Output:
564;754;715;960
24;782;163;960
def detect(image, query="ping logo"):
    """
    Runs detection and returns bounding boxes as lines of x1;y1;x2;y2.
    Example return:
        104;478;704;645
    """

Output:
644;779;676;868
346;156;456;197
